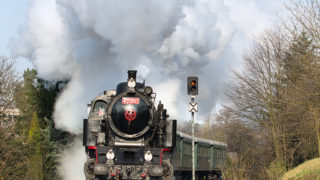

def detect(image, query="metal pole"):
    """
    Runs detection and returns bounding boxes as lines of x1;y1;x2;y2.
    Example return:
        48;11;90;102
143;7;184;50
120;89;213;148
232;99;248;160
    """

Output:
191;97;195;180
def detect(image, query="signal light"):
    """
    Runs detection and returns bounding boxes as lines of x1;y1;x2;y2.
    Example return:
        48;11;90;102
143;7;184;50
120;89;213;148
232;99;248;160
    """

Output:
187;77;198;96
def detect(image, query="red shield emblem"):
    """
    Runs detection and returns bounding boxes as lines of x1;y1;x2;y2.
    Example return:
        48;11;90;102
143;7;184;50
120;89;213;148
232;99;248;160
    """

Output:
125;109;136;121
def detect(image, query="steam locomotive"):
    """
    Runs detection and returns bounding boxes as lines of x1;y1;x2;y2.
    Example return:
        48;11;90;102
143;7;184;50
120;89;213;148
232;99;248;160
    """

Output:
83;70;227;180
83;70;176;180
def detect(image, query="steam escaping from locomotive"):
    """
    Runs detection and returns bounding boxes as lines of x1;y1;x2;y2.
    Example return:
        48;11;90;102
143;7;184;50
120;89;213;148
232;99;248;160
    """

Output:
57;138;86;180
10;0;238;134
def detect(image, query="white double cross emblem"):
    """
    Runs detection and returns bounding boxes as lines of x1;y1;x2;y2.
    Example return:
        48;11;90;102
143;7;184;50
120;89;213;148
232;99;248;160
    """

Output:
188;102;198;112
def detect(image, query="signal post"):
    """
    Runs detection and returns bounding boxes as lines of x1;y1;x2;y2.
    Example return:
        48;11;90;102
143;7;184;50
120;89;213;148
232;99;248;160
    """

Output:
187;77;198;180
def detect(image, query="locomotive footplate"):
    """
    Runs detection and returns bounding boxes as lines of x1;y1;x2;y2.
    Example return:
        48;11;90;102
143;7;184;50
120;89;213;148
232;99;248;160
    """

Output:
89;146;171;179
93;164;164;179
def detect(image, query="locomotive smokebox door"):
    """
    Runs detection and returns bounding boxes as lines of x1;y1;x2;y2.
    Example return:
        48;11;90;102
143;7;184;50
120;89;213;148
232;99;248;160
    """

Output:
187;76;199;96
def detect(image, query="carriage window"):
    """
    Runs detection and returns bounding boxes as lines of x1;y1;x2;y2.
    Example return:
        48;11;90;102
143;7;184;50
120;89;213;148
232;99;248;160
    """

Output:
93;101;107;116
183;143;192;155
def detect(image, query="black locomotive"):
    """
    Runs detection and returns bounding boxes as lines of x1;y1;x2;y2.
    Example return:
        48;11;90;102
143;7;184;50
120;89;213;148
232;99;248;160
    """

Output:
83;70;177;180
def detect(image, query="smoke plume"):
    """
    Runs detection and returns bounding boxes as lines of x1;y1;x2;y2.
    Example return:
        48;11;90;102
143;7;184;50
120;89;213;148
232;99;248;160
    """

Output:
11;0;237;132
57;138;87;179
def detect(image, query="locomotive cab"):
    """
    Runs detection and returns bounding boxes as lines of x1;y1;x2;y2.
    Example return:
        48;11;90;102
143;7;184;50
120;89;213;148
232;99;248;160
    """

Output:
83;70;176;180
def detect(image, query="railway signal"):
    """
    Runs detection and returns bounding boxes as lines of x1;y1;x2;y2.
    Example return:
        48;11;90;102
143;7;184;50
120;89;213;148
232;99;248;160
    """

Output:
187;76;199;180
187;77;198;96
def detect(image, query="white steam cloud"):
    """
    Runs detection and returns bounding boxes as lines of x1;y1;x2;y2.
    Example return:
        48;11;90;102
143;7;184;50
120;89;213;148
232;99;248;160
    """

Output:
154;79;181;119
57;138;86;179
11;0;236;133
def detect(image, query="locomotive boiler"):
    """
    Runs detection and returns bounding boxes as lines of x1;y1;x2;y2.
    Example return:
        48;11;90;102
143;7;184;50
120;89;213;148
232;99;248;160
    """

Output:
83;70;177;180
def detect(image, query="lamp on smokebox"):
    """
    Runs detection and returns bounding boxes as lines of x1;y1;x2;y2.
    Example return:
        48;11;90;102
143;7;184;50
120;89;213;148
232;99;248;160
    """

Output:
127;78;136;88
127;70;137;88
187;77;198;96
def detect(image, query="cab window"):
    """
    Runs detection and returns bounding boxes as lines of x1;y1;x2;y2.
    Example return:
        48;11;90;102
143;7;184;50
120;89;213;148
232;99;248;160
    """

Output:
93;101;107;116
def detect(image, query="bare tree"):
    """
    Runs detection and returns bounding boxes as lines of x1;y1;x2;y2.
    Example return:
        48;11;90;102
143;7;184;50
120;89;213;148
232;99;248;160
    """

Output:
284;0;320;50
282;0;320;159
0;57;20;125
227;29;288;164
213;1;320;179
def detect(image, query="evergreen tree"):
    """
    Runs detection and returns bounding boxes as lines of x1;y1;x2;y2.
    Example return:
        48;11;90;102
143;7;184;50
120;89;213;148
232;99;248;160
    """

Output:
6;69;71;179
28;112;41;143
27;112;43;180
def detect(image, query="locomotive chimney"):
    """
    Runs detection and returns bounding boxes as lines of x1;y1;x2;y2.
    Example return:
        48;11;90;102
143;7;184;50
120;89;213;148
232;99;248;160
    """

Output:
128;70;137;80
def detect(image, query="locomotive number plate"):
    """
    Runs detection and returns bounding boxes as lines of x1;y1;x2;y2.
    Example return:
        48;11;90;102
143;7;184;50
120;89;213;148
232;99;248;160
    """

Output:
122;97;140;104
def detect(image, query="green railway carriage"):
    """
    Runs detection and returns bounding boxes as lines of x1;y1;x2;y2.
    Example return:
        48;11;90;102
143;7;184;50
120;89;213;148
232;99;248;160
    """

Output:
172;131;227;179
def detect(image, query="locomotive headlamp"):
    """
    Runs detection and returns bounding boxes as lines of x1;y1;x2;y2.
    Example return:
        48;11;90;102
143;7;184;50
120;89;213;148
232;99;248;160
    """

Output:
144;151;153;162
106;149;115;160
144;86;153;95
127;78;136;88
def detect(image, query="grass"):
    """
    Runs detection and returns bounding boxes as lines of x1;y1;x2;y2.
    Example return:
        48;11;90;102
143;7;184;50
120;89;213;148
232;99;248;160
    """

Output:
282;157;320;180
